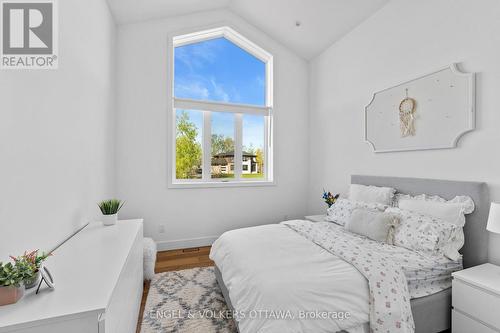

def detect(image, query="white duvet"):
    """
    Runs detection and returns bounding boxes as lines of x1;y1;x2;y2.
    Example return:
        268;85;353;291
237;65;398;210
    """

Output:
210;224;370;333
210;221;461;333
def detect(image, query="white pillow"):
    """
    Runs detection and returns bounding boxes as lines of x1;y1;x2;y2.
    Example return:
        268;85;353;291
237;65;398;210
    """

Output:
398;200;464;226
387;207;459;258
349;184;396;205
326;198;387;226
396;194;474;227
395;194;474;260
345;208;399;244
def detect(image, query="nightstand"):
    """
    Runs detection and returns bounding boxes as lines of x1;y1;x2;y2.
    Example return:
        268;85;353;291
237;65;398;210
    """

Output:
304;214;327;222
452;263;500;333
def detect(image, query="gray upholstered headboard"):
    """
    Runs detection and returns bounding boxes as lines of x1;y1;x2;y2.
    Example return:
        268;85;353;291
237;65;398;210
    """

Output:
351;175;490;268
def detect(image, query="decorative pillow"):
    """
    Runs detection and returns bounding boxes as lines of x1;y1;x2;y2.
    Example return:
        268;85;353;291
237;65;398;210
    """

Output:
349;184;396;205
396;194;474;226
345;208;399;244
395;193;474;260
386;207;459;257
326;198;386;226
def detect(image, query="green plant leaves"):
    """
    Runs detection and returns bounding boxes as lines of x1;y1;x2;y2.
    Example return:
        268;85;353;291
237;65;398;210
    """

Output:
98;199;125;215
1;250;48;287
0;262;31;287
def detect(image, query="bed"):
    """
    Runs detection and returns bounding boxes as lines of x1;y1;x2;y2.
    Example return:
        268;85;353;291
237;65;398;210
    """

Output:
210;175;490;333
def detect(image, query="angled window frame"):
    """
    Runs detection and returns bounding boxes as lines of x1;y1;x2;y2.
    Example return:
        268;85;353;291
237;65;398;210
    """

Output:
168;26;274;188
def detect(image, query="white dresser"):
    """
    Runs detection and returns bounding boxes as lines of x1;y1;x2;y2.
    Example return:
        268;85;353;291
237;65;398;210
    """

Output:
0;219;144;333
452;263;500;333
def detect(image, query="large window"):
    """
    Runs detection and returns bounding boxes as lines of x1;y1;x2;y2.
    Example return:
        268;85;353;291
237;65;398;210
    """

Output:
170;27;273;187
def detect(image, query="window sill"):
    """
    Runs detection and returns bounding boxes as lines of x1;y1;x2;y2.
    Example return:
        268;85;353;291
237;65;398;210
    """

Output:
168;180;275;189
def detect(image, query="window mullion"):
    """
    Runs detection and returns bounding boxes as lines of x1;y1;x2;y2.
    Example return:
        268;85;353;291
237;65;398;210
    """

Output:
265;113;272;181
202;111;212;181
234;113;243;181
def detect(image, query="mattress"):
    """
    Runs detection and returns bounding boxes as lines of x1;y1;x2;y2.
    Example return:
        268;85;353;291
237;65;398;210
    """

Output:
210;222;461;333
406;255;462;298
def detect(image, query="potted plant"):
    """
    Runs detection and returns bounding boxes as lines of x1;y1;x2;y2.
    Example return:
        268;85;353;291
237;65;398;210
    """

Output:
98;199;125;226
10;250;50;289
0;262;26;306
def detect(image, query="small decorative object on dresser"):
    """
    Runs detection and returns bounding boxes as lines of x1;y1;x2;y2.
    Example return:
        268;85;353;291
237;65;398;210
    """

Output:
0;249;50;306
36;266;55;294
452;263;500;333
0;262;25;306
98;198;125;226
486;202;500;234
10;250;50;289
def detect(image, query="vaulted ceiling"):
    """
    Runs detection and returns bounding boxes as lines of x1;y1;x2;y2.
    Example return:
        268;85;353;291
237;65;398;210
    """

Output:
105;0;389;60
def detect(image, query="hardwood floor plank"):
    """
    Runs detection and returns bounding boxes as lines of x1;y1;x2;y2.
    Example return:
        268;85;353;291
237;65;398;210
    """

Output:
155;256;214;270
136;246;213;333
156;246;211;260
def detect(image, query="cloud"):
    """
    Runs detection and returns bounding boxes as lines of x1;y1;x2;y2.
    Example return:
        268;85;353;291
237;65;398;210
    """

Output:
175;80;210;100
190;41;218;63
175;76;231;103
175;39;220;71
174;39;240;104
210;78;230;102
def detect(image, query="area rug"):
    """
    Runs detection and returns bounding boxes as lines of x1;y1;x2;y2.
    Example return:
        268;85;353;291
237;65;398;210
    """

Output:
141;267;238;333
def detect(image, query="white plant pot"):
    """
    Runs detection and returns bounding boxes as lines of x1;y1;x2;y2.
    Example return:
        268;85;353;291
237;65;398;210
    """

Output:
102;214;117;226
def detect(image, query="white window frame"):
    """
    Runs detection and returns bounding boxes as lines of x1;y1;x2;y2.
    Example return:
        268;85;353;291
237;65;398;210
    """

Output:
168;26;274;188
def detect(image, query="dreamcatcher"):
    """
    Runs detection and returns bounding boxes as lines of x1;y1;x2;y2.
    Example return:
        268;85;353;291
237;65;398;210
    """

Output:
399;88;416;137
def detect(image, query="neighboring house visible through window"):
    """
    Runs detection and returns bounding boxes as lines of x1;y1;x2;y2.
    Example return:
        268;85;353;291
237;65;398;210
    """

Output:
212;151;260;175
170;27;273;187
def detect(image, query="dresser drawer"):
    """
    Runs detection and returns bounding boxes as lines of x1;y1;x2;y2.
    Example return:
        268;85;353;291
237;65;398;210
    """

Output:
452;279;500;329
452;310;497;333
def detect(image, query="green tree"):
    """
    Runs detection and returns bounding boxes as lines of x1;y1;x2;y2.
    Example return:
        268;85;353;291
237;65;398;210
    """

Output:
176;112;202;179
211;134;234;155
255;148;264;174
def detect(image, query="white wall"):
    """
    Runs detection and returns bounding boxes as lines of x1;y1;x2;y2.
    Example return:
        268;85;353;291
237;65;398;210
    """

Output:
308;0;500;264
115;9;309;249
0;0;116;257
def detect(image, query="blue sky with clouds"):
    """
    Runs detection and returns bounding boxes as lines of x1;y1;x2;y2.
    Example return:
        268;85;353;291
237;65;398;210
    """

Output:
174;37;265;150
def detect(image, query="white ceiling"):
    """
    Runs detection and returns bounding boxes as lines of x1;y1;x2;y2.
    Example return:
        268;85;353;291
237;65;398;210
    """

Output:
105;0;389;60
106;0;230;25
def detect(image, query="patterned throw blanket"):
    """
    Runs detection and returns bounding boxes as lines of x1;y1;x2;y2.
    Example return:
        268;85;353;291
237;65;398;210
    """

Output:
283;220;415;333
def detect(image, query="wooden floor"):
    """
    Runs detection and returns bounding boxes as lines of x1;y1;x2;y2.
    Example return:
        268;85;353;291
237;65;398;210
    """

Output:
136;246;214;333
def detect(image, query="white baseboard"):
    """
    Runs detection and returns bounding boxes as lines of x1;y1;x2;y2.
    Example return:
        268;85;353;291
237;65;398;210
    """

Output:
156;235;219;251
